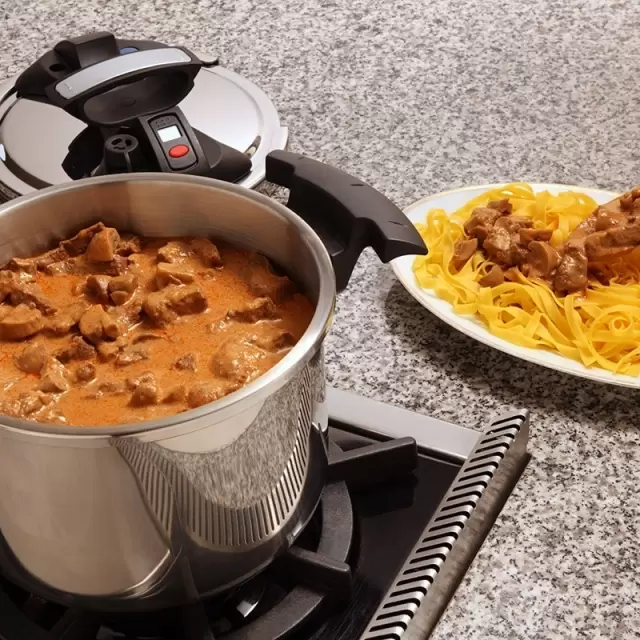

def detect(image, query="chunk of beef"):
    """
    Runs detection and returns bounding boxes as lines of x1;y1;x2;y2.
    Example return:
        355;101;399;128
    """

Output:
588;265;613;287
463;206;508;245
48;302;89;336
15;341;48;374
0;270;32;289
61;223;105;256
129;382;159;407
85;275;112;303
169;285;208;316
55;336;96;363
6;279;56;315
554;242;588;293
164;385;187;403
108;291;144;330
35;247;69;271
79;305;121;344
595;209;628;231
96;339;125;362
126;372;159;406
99;255;130;277
527;241;560;278
143;284;208;326
584;232;612;261
584;222;640;261
0;273;14;303
478;265;505;287
519;228;554;245
487;199;513;215
157;241;192;263
210;339;266;384
38;361;69;394
125;372;156;390
0;305;44;341
108;274;138;305
174;353;197;371
571;211;599;239
99;381;126;395
451;238;478;270
483;217;533;267
190;238;223;267
619;191;636;211
620;193;631;210
250;331;296;352
605;222;640;247
483;228;520;266
87;380;127;398
187;382;235;409
75;363;96;383
7;258;36;278
156;263;195;288
116;234;142;256
270;332;296;351
115;346;149;367
226;297;277;323
142;294;175;326
243;254;296;302
499;216;533;230
44;259;80;276
86;227;120;263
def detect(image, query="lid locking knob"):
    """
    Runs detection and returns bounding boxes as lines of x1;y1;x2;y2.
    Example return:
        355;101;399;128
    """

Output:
100;134;146;174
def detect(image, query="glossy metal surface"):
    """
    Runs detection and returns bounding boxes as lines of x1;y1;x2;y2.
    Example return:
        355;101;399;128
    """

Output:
326;387;479;463
0;64;287;198
0;174;335;610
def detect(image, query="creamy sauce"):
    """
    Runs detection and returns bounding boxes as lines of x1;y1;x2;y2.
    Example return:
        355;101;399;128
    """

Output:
0;226;314;427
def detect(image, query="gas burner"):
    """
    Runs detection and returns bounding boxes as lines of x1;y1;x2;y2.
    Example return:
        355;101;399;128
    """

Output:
0;390;529;640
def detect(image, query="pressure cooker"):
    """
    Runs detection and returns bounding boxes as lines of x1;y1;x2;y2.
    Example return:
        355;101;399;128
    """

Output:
0;32;427;612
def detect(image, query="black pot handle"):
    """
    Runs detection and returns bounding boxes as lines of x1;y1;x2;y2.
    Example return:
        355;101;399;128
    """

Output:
265;150;427;291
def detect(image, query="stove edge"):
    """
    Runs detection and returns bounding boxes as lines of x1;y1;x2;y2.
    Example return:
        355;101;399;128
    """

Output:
359;410;530;640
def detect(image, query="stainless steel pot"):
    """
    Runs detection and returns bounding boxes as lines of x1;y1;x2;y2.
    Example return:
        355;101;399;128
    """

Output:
0;151;426;611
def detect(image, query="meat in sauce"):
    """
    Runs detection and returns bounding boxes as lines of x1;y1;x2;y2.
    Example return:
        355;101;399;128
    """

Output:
0;225;314;426
452;189;640;294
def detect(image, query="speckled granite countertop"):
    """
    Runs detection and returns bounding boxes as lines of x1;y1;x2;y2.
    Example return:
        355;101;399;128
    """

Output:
2;0;640;638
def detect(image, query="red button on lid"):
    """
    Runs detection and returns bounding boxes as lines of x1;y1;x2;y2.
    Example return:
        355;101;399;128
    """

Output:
169;144;189;158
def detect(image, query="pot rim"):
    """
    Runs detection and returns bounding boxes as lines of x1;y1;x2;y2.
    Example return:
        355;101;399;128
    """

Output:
0;173;336;438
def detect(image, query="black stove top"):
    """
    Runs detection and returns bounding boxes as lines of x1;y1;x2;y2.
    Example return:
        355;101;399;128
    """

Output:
0;390;529;640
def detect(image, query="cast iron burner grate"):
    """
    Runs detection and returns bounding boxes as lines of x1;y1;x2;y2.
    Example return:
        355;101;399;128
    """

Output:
0;437;418;640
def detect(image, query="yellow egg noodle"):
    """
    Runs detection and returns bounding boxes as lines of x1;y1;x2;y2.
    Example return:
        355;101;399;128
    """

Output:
412;183;640;376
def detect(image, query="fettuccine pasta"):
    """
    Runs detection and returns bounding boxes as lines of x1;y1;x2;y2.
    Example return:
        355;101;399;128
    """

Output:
412;183;640;376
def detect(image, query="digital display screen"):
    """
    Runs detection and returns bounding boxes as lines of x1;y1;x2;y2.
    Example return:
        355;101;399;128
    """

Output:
157;125;181;143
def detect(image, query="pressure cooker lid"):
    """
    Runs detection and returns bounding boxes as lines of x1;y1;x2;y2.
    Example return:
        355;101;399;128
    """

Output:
0;62;287;200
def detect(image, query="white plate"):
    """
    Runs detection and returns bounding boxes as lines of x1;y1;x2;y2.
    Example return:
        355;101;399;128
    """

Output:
390;183;640;388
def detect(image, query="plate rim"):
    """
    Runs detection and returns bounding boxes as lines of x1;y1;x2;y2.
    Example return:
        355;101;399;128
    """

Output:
392;182;640;388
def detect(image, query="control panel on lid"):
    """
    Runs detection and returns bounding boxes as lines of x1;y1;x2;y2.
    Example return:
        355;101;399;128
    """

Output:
149;114;197;170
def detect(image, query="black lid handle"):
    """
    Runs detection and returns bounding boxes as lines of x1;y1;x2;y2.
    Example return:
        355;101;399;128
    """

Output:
54;32;120;69
265;150;426;291
15;33;208;128
46;47;202;127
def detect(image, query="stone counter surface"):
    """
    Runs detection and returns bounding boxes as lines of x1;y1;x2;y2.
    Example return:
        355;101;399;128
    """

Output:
2;1;640;638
